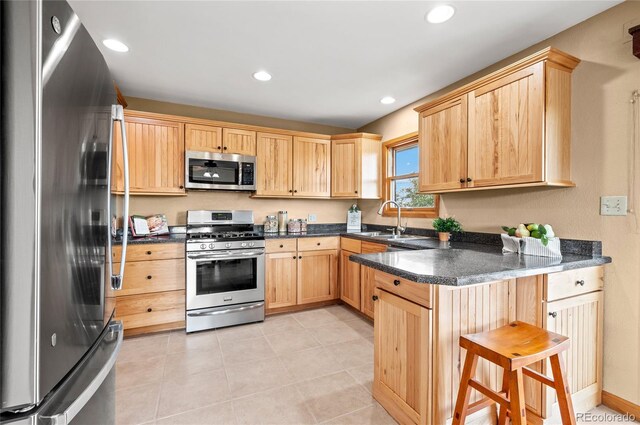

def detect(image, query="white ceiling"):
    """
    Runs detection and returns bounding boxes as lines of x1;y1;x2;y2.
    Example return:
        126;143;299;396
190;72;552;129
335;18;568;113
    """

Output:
69;1;620;129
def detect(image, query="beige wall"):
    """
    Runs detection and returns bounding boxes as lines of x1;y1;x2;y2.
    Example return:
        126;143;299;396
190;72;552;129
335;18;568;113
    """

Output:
126;97;354;135
358;2;640;405
129;192;354;225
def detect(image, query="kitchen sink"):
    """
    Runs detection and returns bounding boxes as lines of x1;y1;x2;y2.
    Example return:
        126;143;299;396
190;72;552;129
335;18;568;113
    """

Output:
348;231;383;237
373;234;428;240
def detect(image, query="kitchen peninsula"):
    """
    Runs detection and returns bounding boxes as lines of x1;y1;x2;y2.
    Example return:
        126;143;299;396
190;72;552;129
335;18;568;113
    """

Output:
349;241;610;425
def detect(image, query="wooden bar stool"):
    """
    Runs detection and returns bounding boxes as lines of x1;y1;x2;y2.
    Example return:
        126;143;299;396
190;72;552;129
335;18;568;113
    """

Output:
452;321;576;425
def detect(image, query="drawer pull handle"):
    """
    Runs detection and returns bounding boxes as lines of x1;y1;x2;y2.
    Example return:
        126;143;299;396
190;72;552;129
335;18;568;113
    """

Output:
393;279;401;286
147;308;153;313
146;251;152;255
372;295;378;301
280;244;284;248
576;280;585;286
549;312;557;318
147;275;152;280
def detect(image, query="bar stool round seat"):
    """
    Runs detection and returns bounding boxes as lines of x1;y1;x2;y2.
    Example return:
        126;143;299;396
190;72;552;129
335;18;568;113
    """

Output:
453;321;576;425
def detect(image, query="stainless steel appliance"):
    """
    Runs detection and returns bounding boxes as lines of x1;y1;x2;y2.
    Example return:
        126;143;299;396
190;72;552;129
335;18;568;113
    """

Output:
1;0;130;423
185;210;265;332
185;151;257;191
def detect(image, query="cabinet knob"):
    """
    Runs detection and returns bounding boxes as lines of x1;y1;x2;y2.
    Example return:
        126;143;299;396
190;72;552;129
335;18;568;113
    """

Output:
179;185;184;189
459;178;465;184
355;190;358;194
549;311;557;318
289;189;293;193
317;242;321;246
393;279;400;286
147;308;153;313
280;244;284;248
372;295;378;301
294;190;298;193
223;146;228;150
217;146;222;150
466;177;473;182
293;256;297;259
298;256;302;259
147;275;152;280
576;280;585;286
146;251;152;255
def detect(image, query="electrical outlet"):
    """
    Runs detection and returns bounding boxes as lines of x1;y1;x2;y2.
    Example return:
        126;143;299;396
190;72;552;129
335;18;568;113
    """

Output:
600;196;628;216
308;213;317;222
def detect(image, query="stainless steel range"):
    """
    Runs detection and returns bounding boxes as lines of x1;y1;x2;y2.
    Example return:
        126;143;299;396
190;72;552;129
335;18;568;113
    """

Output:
185;210;265;332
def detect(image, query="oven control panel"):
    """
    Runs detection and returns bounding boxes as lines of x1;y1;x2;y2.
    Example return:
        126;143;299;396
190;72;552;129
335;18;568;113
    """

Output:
187;239;266;252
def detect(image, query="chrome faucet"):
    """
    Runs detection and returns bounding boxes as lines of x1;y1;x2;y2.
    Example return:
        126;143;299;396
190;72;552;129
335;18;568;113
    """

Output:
377;200;406;235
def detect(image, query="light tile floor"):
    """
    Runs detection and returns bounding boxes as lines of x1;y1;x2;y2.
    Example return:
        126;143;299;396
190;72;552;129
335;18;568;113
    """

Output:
115;305;636;425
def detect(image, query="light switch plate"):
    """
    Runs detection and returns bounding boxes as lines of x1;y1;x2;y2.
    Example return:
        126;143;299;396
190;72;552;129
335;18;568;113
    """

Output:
308;213;317;222
600;196;628;216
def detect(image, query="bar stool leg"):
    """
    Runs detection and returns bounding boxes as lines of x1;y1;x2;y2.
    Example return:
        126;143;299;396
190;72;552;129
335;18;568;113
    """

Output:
508;369;527;425
549;354;576;425
498;369;510;425
452;352;479;425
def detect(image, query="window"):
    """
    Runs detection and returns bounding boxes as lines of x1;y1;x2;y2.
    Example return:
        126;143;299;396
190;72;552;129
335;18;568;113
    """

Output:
382;132;439;218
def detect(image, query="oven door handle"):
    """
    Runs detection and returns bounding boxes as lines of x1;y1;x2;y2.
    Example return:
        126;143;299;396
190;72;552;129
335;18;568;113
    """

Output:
187;250;264;260
187;302;265;317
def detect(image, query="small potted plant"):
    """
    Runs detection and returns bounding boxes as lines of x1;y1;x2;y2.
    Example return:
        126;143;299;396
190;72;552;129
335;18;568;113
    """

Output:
432;217;463;242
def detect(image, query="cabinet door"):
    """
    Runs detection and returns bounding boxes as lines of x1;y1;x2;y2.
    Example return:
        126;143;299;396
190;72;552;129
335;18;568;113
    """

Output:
360;242;387;319
256;132;293;196
332;138;359;197
297;249;338;304
373;288;431;425
467;62;544;187
340;250;361;309
266;252;298;309
185;123;223;153
114;116;185;194
419;97;468;192
223;128;256;156
542;291;603;418
293;136;331;197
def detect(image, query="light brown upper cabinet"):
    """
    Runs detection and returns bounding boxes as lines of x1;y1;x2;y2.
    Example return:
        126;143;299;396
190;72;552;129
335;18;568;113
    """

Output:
112;115;185;195
223;128;256;155
255;132;294;196
331;133;382;198
293;136;331;197
415;47;580;194
256;134;332;198
185;124;256;155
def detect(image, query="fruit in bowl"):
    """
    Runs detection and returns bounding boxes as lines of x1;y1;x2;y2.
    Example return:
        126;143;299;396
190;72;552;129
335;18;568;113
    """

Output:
501;223;555;246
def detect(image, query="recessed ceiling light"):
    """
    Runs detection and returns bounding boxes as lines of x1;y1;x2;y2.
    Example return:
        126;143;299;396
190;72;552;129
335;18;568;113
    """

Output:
380;96;396;105
426;5;455;24
253;71;272;81
102;39;129;52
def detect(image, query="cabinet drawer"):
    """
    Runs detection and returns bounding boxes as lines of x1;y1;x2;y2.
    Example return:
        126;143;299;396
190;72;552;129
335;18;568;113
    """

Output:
374;270;431;308
113;243;184;262
341;237;361;253
297;237;339;252
116;290;185;330
266;239;297;253
108;259;185;297
545;266;604;302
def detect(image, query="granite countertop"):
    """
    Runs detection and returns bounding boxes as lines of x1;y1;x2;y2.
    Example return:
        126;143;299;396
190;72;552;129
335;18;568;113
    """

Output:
113;233;187;245
349;243;611;286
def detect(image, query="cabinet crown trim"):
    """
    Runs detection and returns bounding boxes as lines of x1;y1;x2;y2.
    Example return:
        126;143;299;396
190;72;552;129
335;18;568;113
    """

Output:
331;133;383;141
414;46;580;113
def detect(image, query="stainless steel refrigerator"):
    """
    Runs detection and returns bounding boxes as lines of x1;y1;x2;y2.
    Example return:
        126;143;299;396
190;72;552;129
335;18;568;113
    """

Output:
1;0;130;423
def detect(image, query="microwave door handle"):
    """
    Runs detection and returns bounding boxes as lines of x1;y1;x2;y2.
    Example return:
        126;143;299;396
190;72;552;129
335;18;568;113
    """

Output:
110;105;129;290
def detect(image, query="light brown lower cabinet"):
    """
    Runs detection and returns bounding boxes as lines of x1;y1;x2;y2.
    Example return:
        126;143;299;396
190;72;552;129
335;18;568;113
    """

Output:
340;250;361;309
373;287;432;425
359;241;387;319
370;266;605;425
265;237;339;312
113;243;185;336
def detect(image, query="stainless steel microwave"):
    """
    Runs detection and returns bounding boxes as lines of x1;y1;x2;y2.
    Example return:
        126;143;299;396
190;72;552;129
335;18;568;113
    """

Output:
185;151;257;191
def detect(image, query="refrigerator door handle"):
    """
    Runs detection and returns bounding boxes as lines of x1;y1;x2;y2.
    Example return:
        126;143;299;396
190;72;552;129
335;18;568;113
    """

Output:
107;104;130;291
37;321;123;425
